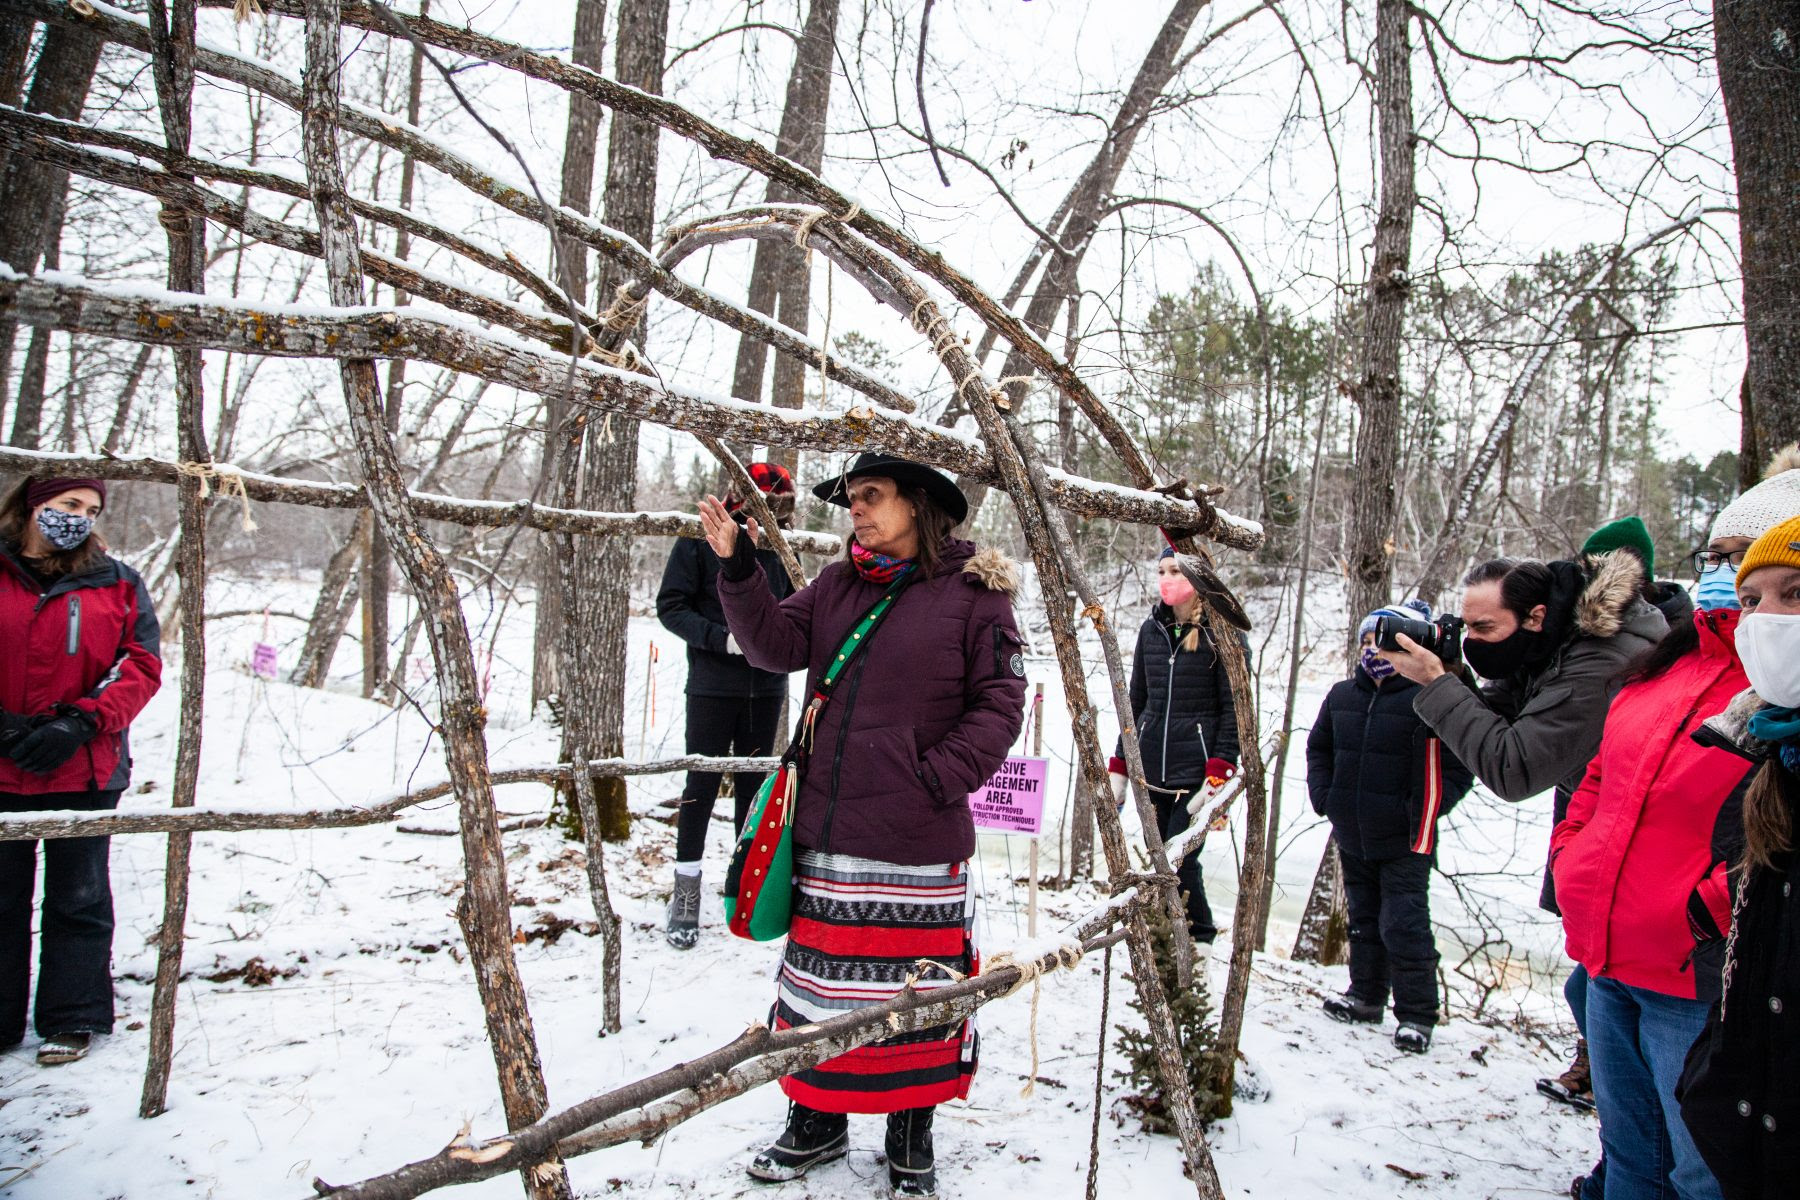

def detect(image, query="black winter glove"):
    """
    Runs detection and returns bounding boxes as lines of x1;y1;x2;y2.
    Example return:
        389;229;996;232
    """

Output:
11;708;98;775
719;527;759;583
0;710;36;756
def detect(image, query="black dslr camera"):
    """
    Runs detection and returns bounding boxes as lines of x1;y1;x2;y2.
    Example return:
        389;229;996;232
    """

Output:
1375;612;1464;661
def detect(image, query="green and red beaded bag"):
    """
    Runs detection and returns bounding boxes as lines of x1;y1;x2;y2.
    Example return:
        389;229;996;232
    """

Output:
724;574;911;941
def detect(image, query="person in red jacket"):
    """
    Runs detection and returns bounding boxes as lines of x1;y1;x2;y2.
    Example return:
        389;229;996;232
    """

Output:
1550;588;1754;1199
0;476;162;1067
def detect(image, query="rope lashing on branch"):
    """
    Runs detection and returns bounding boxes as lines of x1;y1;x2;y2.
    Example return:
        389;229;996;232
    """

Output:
982;940;1086;1098
790;202;862;250
594;282;649;335
173;461;259;532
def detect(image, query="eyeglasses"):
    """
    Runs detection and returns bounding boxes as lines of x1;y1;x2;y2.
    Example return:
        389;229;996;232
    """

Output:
1688;549;1748;576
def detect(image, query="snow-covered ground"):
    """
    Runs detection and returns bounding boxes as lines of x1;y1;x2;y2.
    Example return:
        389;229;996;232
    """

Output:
0;569;1599;1198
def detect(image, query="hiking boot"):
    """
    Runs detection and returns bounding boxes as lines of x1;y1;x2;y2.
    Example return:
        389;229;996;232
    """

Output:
1537;1038;1597;1111
886;1106;937;1198
1323;993;1384;1025
1394;1023;1432;1054
747;1102;848;1182
36;1032;90;1066
665;872;702;951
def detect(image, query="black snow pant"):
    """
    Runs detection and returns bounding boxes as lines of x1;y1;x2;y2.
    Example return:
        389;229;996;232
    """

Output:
1151;786;1218;944
674;693;785;864
0;789;121;1044
1340;848;1439;1027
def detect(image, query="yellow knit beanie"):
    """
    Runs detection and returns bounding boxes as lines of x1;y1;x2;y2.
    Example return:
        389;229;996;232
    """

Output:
1737;512;1800;587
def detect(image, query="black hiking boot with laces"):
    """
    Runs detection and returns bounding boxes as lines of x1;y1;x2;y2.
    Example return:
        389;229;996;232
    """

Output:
747;1101;848;1182
885;1106;938;1198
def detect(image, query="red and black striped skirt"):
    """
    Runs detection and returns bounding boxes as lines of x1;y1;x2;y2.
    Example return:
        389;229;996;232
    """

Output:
773;849;979;1114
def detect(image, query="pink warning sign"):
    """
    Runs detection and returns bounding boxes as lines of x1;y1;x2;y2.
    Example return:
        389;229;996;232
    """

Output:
251;642;279;680
970;755;1048;837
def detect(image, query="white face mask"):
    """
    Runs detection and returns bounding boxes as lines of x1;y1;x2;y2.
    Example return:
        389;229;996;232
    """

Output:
1735;611;1800;709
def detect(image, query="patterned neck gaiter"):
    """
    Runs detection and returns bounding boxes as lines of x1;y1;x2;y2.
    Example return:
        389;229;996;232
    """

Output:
850;541;916;585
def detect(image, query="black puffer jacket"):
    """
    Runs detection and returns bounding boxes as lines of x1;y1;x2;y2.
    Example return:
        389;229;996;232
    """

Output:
1115;604;1244;789
656;534;793;698
1677;689;1799;1199
1307;669;1475;860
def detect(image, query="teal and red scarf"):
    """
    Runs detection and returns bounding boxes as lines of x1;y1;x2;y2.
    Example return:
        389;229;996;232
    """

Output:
850;541;916;584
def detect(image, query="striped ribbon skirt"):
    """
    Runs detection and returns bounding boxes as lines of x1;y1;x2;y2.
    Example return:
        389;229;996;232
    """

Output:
773;849;979;1114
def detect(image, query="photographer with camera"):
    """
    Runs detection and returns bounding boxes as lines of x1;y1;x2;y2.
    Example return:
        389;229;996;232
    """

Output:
1307;600;1475;1054
1379;552;1665;820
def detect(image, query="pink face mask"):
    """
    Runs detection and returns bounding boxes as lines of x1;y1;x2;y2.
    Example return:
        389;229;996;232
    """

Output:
1158;574;1196;606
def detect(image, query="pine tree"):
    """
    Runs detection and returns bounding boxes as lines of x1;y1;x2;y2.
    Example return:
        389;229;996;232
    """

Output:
1114;892;1227;1128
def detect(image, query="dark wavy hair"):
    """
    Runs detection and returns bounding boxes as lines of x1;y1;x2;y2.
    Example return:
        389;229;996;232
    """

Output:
1622;615;1701;686
843;483;956;577
0;477;109;578
1462;557;1553;622
1743;759;1798;873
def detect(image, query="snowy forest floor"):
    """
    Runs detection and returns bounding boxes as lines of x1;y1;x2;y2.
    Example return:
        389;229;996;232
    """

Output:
0;573;1602;1198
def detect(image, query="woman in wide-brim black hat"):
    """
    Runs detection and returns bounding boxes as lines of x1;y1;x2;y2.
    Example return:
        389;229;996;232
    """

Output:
698;451;1025;1198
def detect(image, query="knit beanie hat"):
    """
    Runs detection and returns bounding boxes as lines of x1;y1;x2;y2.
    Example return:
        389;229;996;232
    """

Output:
1737;513;1800;587
1712;443;1800;543
1582;515;1655;577
1357;597;1432;639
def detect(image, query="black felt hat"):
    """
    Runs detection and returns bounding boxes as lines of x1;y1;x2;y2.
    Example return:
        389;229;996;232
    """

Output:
811;452;969;525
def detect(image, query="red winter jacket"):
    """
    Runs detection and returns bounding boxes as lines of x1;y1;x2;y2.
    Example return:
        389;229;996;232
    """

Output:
0;543;163;797
1550;607;1752;1000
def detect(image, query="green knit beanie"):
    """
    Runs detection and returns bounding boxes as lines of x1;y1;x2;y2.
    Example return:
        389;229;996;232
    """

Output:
1582;515;1656;577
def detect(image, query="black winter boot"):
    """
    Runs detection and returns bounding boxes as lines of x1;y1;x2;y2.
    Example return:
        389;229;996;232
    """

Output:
1323;993;1384;1025
885;1106;937;1198
747;1101;848;1182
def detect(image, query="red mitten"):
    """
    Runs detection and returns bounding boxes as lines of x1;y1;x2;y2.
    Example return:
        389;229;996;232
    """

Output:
1205;757;1236;783
1107;756;1127;776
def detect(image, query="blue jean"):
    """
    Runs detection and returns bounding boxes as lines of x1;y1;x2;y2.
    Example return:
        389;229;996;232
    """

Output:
1566;966;1607;1199
1584;975;1723;1200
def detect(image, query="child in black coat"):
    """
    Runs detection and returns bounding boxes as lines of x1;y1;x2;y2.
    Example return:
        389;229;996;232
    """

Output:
1306;600;1475;1053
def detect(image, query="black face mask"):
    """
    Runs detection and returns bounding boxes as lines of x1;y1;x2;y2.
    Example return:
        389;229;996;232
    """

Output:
1462;626;1540;680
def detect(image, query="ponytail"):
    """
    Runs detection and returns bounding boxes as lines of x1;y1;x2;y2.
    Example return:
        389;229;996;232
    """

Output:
1742;760;1798;874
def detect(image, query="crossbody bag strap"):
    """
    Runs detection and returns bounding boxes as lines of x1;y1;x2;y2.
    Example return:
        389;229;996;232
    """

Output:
790;572;914;762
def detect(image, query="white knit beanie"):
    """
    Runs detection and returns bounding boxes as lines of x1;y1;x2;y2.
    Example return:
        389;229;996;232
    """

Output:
1711;444;1800;542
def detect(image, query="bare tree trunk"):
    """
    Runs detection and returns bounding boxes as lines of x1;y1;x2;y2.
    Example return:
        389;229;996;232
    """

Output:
300;9;569;1196
139;0;208;1121
727;0;840;472
367;4;427;703
1292;836;1348;964
102;343;156;452
1716;0;1800;463
0;22;99;419
293;511;369;689
1343;0;1415;654
556;0;669;844
962;0;1208;519
1259;384;1331;949
531;0;607;712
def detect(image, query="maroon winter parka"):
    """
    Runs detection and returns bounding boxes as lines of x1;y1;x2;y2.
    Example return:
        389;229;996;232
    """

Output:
717;538;1028;865
0;543;163;797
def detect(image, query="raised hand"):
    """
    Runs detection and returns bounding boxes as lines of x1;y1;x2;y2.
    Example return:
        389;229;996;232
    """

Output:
698;495;760;561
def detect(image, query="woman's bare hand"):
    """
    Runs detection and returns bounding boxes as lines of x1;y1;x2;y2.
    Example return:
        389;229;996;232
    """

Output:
698;495;759;560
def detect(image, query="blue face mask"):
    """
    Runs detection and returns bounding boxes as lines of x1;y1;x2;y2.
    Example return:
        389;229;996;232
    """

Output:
1360;645;1397;681
1694;563;1741;612
36;507;94;551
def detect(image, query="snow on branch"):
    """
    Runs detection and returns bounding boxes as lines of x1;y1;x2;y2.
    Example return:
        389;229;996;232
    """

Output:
0;270;1258;543
0;444;845;552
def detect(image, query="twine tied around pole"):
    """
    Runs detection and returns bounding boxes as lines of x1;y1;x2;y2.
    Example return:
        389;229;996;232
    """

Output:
982;941;1085;1098
791;201;862;250
174;461;259;532
595;282;649;335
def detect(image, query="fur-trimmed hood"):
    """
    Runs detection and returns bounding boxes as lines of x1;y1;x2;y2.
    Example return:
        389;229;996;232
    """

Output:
961;545;1020;597
1694;685;1776;765
1574;549;1661;640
